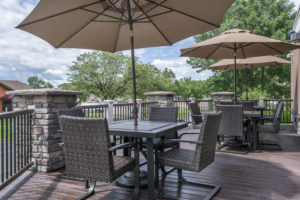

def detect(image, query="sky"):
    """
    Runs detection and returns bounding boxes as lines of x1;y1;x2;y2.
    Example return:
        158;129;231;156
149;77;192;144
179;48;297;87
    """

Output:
0;0;299;87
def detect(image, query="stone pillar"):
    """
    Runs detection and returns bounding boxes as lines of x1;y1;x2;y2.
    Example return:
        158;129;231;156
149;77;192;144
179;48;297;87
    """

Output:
212;92;234;110
144;91;175;107
7;89;82;172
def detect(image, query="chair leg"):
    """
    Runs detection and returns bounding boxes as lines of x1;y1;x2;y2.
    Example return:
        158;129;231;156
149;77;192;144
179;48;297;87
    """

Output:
132;139;140;200
178;169;221;200
158;167;221;200
77;180;96;200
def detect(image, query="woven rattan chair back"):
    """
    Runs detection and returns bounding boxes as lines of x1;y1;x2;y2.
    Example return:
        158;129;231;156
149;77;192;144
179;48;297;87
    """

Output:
218;101;234;105
57;108;85;117
216;105;243;137
194;112;223;171
149;107;178;139
188;103;202;124
273;102;284;132
60;116;114;182
237;101;256;111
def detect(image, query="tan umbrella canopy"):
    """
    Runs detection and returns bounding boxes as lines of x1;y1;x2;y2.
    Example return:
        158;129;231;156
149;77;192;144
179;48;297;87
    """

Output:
17;0;235;125
209;56;290;70
181;29;300;102
209;56;290;100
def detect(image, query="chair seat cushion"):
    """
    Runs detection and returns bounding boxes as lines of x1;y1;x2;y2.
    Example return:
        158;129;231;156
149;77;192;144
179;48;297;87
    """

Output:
258;125;277;133
113;156;135;180
158;149;197;171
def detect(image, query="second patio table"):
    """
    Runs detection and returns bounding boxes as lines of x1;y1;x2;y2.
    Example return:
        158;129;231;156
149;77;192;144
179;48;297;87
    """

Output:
109;120;188;200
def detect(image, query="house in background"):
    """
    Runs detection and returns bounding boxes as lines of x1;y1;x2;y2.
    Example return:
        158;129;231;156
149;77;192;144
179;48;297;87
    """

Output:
291;5;300;133
0;80;32;112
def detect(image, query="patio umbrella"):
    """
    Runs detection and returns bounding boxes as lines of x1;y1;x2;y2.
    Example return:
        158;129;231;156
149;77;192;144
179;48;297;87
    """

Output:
180;28;300;102
17;0;235;126
209;56;291;100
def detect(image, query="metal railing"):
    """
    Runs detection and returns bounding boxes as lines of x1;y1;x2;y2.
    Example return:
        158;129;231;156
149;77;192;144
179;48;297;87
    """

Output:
113;103;135;121
77;104;108;119
140;101;158;120
175;99;292;124
0;110;34;190
174;100;214;123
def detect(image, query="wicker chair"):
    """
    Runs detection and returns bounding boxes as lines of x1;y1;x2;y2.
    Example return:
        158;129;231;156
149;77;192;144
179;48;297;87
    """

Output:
237;100;257;111
216;104;249;154
261;101;281;123
141;107;178;174
257;102;284;150
59;116;140;200
157;112;223;200
188;102;202;129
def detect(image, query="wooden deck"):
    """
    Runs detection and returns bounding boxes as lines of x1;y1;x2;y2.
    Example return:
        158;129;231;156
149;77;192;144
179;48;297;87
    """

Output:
1;126;300;200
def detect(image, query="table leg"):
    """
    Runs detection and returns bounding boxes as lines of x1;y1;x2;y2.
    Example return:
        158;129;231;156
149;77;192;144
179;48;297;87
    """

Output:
252;118;257;150
147;138;156;200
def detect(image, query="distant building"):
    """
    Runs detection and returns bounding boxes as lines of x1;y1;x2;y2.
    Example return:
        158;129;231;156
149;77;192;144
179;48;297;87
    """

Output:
0;80;32;112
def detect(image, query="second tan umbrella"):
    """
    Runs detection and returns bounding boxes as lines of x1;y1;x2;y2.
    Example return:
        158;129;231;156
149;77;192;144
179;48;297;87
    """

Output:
209;56;290;100
181;28;300;102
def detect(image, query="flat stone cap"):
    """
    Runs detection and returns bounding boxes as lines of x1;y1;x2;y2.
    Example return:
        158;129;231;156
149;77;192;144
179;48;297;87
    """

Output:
212;92;234;96
7;89;83;96
144;91;176;96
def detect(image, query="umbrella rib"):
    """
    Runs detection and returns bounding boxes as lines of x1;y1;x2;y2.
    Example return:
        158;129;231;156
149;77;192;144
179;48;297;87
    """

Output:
113;2;126;52
206;45;221;59
107;0;128;20
56;0;120;48
240;44;247;58
81;8;124;21
144;0;219;28
136;10;172;22
260;43;284;54
132;0;172;45
134;0;168;20
16;0;106;28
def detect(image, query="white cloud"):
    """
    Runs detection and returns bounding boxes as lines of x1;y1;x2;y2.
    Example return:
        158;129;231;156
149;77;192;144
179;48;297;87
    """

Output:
152;58;212;80
0;0;88;86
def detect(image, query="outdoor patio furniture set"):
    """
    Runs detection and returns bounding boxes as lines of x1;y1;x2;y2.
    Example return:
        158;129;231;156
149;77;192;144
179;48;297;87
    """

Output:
57;106;224;200
56;100;283;200
190;101;284;154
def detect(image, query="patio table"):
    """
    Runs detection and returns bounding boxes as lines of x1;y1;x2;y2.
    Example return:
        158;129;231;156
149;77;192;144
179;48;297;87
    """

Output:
243;111;261;150
253;106;265;116
109;120;188;200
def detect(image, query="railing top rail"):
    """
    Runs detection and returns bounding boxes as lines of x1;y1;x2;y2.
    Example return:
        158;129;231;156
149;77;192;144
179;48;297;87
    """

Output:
264;99;293;102
141;101;158;104
77;104;109;108
0;109;34;119
114;103;134;106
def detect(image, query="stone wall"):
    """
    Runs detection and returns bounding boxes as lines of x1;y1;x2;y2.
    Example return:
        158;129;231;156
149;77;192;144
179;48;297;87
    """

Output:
144;91;175;107
8;89;82;172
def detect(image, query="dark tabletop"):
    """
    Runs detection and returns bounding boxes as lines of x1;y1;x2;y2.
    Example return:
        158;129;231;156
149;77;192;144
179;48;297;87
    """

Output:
243;111;261;118
109;120;188;138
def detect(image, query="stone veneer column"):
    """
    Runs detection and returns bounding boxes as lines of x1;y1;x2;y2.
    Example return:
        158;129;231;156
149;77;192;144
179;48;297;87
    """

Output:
212;92;234;110
7;89;82;172
144;91;176;107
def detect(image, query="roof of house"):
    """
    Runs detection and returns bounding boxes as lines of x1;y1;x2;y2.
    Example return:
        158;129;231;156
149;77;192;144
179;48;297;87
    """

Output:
0;80;32;91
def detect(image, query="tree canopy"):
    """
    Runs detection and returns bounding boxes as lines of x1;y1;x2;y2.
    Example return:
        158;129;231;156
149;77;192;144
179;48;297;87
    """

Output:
27;76;54;89
62;51;176;101
187;0;296;99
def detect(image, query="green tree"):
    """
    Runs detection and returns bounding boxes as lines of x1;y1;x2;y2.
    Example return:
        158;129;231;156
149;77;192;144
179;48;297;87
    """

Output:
187;0;296;99
123;60;175;99
27;76;54;89
173;78;206;100
66;51;128;100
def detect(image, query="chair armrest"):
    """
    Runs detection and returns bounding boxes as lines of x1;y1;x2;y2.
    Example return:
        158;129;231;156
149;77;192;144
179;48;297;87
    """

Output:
108;142;136;152
163;139;202;145
191;114;202;117
179;132;199;139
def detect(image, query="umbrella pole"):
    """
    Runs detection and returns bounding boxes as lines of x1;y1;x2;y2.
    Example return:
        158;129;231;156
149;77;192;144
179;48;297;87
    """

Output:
234;44;237;103
127;0;138;126
245;69;248;100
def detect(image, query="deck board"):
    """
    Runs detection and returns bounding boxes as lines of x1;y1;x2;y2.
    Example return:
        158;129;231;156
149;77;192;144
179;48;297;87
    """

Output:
1;126;300;200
